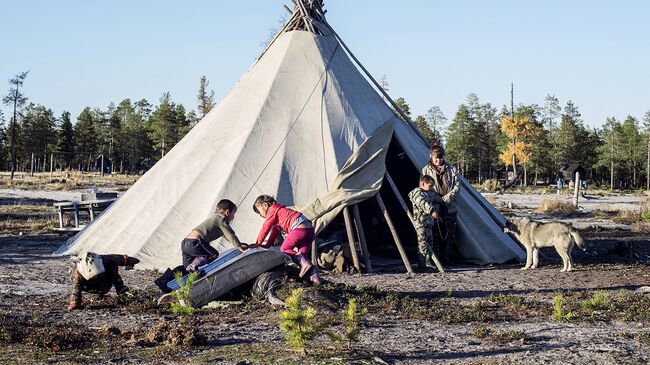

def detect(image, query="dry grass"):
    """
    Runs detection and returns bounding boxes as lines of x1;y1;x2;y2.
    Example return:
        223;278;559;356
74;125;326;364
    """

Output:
0;171;139;192
480;179;500;193
536;199;576;214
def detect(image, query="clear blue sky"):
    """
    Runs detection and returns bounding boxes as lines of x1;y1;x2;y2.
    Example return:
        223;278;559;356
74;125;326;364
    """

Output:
2;1;649;128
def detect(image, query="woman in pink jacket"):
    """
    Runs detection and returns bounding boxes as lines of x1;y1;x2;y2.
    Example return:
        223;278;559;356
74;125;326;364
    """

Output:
253;195;321;285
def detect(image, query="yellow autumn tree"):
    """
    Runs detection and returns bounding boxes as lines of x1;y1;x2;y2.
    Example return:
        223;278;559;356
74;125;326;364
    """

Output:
500;114;534;167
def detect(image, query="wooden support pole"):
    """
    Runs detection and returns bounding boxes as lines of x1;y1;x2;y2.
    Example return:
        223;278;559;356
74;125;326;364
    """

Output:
352;204;372;273
375;193;413;274
296;0;315;33
385;173;445;273
311;239;317;266
343;206;361;273
30;152;34;176
573;171;580;208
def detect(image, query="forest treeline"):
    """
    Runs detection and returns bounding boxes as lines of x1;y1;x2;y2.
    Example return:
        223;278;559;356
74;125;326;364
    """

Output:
397;92;650;190
2;71;650;189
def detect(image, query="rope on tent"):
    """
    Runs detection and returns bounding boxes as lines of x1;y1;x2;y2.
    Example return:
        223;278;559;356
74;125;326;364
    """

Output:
238;42;341;207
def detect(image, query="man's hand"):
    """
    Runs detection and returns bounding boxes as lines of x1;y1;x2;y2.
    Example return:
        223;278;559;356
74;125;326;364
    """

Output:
431;211;439;220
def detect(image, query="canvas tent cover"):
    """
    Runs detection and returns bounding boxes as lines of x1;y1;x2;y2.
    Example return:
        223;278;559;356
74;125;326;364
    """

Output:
57;30;524;270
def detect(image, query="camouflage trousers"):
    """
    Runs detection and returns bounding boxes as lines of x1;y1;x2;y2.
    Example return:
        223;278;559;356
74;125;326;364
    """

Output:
415;225;435;261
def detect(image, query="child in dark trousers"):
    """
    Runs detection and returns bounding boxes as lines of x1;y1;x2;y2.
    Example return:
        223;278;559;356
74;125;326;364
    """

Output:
68;252;140;310
253;195;321;285
155;199;247;293
181;199;246;267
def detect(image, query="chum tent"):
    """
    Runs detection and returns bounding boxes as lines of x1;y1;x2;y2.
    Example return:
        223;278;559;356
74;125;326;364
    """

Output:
57;1;524;270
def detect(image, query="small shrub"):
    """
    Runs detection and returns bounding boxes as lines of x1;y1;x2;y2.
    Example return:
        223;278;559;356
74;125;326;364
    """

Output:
580;290;612;312
552;292;577;321
473;324;491;339
487;293;524;307
536;199;575;215
170;271;199;315
341;298;367;347
279;288;322;354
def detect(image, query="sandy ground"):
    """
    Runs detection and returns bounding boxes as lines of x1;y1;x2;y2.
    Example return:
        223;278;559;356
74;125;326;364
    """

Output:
1;188;649;364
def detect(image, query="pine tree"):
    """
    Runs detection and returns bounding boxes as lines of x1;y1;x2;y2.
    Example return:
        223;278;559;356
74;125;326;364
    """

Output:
554;101;582;166
197;75;216;119
446;104;473;175
620;116;644;188
56;111;75;169
393;97;411;118
0;111;7;170
3;71;29;179
21;104;57;172
279;288;321;354
413;115;435;143
425;105;446;142
74;107;98;170
148;93;175;158
644;110;650;190
597;117;624;189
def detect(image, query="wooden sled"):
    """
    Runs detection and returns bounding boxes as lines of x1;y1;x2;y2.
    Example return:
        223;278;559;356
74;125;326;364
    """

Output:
158;247;290;308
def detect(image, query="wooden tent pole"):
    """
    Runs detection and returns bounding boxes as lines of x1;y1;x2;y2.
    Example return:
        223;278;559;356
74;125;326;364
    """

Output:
352;204;372;273
385;173;445;273
375;193;413;274
256;11;299;60
311;240;317;265
342;206;362;273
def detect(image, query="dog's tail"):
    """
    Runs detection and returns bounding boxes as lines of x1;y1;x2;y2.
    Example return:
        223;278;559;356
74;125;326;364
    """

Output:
570;228;586;250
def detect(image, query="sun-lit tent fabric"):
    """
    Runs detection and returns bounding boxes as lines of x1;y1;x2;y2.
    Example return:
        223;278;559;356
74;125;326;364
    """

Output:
56;30;524;270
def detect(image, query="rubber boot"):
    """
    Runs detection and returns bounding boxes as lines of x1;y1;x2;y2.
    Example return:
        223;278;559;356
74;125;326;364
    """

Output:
417;255;427;273
425;255;437;271
296;253;313;278
114;276;129;295
154;268;174;293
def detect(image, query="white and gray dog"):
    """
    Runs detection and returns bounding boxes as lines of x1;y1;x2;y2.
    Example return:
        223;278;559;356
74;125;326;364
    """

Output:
504;217;586;272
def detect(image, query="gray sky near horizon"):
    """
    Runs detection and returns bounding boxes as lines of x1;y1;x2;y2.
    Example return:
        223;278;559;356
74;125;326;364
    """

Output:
2;0;649;128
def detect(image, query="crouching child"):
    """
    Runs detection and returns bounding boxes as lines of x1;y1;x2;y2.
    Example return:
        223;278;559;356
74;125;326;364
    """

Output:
155;199;247;293
68;252;140;310
408;175;442;272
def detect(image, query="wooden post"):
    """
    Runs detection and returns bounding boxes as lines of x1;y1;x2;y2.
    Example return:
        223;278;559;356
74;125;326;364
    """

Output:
49;153;54;180
573;171;580;208
73;203;79;228
342;206;362;273
375;193;413;274
101;155;105;177
385;173;445;273
352;204;372;273
30;152;34;176
311;240;317;265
